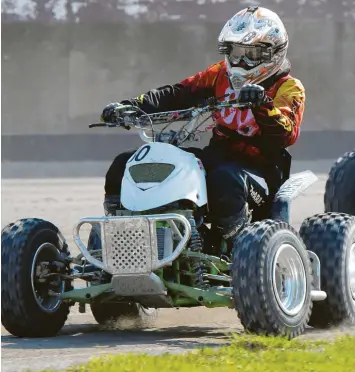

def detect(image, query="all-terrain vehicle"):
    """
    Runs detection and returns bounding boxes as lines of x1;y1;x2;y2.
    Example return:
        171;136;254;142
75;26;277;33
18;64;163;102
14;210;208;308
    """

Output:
2;100;355;339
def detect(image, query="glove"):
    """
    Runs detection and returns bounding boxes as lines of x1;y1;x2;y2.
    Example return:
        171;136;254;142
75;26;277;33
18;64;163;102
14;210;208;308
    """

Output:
200;96;219;107
100;102;138;123
238;84;268;108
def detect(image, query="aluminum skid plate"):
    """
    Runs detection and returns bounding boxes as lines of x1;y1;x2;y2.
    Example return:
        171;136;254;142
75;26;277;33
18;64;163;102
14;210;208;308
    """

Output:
103;217;156;275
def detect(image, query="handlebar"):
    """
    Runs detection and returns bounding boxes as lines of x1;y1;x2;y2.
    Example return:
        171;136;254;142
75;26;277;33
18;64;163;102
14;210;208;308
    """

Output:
89;99;250;129
89;99;252;146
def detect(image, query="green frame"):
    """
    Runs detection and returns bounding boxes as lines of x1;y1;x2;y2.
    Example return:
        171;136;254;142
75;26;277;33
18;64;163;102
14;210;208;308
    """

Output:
60;209;234;309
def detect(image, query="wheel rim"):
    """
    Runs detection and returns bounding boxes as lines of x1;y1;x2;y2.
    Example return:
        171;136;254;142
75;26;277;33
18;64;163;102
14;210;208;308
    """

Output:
349;243;355;301
272;243;307;316
31;243;65;313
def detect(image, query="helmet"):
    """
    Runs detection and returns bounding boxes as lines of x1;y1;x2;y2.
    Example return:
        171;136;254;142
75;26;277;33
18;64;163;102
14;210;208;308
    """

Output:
218;6;289;90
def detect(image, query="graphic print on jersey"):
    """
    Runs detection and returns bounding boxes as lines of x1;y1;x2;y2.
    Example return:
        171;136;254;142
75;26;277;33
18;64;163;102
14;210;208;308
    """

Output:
214;86;259;137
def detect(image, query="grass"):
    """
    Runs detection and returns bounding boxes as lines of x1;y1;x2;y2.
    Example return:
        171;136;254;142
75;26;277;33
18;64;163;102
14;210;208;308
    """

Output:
36;334;355;372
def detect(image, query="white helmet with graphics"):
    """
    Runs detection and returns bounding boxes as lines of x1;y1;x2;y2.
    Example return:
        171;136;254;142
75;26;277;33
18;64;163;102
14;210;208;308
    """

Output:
218;6;289;90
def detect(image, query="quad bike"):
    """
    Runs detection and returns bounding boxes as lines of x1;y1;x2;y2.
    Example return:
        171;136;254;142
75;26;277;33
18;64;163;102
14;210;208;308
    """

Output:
2;100;355;339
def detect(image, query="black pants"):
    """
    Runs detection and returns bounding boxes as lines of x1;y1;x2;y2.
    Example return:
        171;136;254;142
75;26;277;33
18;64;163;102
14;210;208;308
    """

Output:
105;143;274;231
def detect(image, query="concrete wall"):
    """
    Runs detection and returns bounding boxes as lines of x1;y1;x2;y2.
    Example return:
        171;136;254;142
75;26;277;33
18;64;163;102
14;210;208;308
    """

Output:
2;1;355;170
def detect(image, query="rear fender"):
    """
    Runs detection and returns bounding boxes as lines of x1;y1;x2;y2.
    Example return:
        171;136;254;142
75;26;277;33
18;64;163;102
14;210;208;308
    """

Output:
270;170;318;223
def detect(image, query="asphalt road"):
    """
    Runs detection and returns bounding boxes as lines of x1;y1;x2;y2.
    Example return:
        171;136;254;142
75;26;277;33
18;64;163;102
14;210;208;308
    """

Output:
2;175;355;372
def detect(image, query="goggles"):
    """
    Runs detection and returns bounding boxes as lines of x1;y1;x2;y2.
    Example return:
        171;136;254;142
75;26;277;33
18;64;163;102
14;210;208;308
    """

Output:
218;41;287;67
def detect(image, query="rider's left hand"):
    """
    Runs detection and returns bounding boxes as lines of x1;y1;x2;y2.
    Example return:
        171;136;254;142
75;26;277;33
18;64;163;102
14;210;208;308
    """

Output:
100;103;138;123
238;84;268;108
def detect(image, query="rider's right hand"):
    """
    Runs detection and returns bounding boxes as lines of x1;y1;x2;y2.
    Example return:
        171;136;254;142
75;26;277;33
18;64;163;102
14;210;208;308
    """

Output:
100;103;137;123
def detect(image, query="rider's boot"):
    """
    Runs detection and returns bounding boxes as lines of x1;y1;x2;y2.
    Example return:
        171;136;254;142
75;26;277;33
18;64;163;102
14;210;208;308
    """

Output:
214;204;252;256
103;194;121;216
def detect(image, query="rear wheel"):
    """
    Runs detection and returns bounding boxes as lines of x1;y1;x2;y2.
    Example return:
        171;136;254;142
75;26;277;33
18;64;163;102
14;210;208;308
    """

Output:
1;219;72;337
231;220;312;339
324;151;355;214
300;213;355;328
88;223;102;251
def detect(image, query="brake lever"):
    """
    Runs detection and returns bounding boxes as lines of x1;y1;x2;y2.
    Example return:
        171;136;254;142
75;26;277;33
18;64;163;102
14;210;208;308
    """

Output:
88;117;133;130
222;99;251;109
88;123;120;128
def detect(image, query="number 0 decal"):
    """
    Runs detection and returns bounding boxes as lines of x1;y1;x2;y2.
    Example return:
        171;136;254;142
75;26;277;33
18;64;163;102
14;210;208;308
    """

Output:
133;145;151;162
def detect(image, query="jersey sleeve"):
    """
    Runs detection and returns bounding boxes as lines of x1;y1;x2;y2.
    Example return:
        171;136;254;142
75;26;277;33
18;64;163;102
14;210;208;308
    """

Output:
252;77;306;148
120;61;224;114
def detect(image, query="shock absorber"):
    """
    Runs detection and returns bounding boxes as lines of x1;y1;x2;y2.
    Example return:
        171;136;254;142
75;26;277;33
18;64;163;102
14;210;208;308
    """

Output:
188;218;209;289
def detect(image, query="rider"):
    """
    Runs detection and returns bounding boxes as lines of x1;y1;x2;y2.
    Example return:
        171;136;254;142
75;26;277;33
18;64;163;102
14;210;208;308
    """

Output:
100;6;306;252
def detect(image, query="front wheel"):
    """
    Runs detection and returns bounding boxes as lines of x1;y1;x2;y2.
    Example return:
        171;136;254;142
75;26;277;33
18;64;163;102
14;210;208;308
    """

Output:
231;220;312;339
90;301;158;328
1;219;72;337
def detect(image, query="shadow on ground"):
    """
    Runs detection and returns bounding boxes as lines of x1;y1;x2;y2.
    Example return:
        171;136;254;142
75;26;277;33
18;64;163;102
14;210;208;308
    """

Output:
1;324;236;352
3;321;352;353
